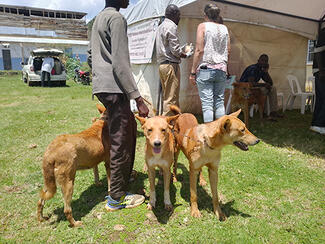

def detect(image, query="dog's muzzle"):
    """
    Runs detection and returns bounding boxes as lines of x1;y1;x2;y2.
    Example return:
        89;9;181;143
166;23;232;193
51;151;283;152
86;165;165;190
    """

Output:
153;140;161;154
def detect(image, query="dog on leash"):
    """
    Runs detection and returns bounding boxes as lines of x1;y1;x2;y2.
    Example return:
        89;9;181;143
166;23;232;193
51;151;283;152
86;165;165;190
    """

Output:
231;82;267;128
170;105;207;186
135;114;179;211
171;108;260;219
37;104;110;227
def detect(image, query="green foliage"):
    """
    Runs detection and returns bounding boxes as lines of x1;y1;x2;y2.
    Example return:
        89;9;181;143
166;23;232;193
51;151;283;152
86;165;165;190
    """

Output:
0;74;325;243
60;55;91;80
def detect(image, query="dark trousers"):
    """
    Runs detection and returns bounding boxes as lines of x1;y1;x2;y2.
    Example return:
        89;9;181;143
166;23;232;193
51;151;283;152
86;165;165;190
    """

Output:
41;71;51;87
96;93;137;200
311;73;325;127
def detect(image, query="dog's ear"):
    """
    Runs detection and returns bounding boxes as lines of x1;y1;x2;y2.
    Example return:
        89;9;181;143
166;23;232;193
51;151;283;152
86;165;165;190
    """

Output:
135;114;147;126
229;109;241;118
166;114;179;124
96;104;106;114
221;118;231;133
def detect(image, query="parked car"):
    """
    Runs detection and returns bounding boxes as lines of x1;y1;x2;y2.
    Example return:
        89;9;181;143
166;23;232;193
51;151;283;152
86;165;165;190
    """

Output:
22;48;66;86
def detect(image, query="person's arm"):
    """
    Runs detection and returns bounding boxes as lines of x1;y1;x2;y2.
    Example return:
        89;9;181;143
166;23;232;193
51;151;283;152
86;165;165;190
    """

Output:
167;25;187;58
261;64;273;86
189;23;205;85
110;16;148;117
110;16;140;100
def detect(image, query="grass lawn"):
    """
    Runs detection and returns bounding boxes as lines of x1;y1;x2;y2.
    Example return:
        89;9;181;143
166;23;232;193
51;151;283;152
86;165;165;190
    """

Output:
0;74;324;243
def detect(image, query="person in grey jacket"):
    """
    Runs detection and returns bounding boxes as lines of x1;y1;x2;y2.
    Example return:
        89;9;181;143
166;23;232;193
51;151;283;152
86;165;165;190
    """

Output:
89;0;149;211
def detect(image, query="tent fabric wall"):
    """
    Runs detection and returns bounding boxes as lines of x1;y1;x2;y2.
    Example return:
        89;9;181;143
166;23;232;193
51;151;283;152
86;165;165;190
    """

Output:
132;17;308;114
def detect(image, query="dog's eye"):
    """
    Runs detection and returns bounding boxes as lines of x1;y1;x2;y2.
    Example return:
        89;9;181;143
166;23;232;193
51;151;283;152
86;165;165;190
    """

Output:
161;129;166;133
148;129;152;133
241;128;245;133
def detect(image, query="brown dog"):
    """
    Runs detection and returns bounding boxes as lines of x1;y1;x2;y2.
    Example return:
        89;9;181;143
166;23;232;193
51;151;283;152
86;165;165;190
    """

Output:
37;104;110;227
172;109;260;219
170;105;207;186
231;82;266;128
135;114;179;211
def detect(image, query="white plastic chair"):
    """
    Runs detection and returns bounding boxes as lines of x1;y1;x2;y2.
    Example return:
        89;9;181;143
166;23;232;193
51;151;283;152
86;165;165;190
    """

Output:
286;74;314;114
307;76;316;111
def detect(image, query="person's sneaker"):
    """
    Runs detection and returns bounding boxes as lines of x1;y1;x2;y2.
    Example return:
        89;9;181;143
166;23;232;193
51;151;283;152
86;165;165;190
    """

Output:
105;193;145;211
310;126;325;135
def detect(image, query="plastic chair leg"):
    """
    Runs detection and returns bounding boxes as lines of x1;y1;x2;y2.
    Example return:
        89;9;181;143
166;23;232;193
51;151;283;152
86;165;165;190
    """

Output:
300;94;308;114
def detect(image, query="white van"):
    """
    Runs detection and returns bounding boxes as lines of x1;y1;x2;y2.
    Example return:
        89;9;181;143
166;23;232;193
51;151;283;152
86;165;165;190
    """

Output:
22;48;67;86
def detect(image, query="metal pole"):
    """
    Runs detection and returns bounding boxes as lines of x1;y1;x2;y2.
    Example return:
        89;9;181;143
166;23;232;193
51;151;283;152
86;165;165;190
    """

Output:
156;79;163;115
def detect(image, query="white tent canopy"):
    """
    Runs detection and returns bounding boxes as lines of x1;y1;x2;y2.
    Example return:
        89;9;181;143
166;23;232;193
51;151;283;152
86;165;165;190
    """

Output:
124;0;325;113
125;0;325;39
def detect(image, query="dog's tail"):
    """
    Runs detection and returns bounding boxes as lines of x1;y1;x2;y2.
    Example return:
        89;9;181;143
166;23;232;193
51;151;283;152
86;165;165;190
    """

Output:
37;155;57;222
40;159;57;200
170;105;181;115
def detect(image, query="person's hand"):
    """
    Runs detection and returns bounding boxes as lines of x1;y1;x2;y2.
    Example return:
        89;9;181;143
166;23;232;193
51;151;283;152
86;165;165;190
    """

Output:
189;73;196;86
135;96;149;118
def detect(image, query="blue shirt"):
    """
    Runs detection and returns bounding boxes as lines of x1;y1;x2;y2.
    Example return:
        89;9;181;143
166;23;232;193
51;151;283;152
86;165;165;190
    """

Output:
239;64;267;83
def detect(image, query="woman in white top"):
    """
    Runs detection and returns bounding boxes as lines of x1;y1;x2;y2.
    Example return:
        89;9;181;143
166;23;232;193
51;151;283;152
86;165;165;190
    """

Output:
189;3;230;122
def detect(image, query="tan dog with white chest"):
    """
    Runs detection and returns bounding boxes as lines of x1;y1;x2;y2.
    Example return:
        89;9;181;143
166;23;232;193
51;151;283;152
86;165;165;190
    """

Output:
173;109;260;219
135;115;179;211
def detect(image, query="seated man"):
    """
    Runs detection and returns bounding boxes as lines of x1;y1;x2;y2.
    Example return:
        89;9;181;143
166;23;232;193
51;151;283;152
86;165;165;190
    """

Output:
239;54;283;118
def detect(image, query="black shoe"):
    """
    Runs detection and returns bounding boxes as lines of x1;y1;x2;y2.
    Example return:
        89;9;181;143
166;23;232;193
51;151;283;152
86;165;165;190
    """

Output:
266;116;278;122
270;112;284;118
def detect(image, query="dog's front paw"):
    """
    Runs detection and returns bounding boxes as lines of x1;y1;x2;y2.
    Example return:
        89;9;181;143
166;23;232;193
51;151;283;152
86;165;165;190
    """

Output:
164;204;173;211
147;202;155;210
191;208;202;218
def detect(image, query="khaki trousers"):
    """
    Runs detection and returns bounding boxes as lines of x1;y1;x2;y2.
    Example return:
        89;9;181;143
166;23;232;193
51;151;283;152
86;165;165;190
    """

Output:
159;63;180;116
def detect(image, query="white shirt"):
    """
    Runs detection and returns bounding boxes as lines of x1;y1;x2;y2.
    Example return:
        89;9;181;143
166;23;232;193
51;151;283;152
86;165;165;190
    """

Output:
41;57;54;73
201;22;229;66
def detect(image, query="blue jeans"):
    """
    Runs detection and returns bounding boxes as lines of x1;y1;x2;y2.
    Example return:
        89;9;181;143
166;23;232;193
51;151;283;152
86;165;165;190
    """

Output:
196;68;226;122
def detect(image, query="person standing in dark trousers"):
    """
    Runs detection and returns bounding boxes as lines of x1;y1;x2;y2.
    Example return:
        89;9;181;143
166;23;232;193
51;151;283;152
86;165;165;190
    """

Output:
89;0;149;211
41;56;54;87
310;28;325;135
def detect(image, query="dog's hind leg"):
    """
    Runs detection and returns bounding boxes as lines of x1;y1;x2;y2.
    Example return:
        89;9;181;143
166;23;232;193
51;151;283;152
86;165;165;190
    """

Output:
93;166;101;186
208;164;226;221
60;178;82;227
199;170;207;186
173;150;180;182
37;188;55;222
